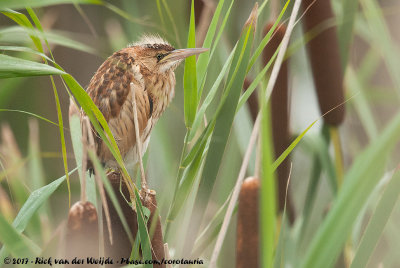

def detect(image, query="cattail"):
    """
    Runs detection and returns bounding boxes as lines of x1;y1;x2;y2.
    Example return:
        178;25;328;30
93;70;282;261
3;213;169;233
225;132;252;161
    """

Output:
262;22;294;222
302;0;345;125
193;0;205;26
103;173;165;267
141;189;166;267
103;172;138;267
65;201;99;267
243;78;259;122
236;177;259;268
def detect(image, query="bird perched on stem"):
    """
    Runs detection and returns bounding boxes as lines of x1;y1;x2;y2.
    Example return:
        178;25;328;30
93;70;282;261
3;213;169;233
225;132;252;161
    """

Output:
73;35;207;190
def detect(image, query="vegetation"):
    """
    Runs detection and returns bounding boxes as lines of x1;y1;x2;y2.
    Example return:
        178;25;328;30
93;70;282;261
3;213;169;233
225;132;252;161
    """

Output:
0;0;400;267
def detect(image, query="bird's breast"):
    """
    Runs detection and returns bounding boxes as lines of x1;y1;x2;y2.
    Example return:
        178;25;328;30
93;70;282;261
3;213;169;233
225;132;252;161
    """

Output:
148;71;176;120
122;116;153;168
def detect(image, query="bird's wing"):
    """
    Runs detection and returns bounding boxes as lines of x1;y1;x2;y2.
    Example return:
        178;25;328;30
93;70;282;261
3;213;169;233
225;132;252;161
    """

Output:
87;50;136;122
86;51;152;162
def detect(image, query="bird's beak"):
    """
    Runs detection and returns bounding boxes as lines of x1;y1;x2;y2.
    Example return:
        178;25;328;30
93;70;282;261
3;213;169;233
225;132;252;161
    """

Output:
161;48;209;63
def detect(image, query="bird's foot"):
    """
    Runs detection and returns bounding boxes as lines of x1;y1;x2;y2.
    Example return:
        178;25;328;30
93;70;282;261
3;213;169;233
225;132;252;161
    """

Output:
141;184;152;195
139;187;156;204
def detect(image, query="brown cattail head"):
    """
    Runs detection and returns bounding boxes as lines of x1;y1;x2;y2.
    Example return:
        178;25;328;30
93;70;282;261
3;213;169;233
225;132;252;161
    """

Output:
140;189;166;267
236;177;260;268
243;78;259;122
262;22;295;223
103;172;138;267
193;0;205;26
103;172;165;267
302;0;345;125
65;201;99;267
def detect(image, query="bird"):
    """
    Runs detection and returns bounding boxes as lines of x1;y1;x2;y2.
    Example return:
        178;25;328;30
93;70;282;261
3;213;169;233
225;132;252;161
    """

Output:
72;35;208;190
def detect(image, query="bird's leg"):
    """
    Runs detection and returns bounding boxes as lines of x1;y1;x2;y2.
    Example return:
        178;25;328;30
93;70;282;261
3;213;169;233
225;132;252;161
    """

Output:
130;82;149;193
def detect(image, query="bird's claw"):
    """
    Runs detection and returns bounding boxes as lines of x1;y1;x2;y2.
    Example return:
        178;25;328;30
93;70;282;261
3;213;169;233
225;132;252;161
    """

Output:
140;185;152;196
139;187;155;203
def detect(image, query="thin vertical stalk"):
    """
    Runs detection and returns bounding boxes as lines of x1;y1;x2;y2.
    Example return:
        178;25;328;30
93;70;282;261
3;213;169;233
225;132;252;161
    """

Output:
165;131;190;238
330;127;344;187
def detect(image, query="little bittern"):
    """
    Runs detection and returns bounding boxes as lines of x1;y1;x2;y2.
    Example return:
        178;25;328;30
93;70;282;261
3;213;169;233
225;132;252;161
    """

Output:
75;35;207;185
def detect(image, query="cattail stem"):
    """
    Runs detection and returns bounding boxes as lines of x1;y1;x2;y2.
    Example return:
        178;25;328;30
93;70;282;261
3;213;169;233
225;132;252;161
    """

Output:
330;126;344;187
255;134;262;179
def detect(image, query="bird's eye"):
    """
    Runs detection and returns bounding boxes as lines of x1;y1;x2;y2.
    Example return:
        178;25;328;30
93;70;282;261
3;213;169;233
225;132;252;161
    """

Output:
156;54;164;61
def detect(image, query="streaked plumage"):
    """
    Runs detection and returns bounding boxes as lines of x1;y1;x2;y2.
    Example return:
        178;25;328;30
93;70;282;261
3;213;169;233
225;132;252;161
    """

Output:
72;35;207;171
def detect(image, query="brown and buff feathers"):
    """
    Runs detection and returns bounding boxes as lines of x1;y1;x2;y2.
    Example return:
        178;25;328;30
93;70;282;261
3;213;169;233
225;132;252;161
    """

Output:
68;34;185;171
85;48;153;167
83;40;176;169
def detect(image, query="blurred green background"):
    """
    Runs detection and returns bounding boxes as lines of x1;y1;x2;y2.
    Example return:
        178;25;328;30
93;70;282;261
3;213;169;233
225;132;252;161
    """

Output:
1;0;400;267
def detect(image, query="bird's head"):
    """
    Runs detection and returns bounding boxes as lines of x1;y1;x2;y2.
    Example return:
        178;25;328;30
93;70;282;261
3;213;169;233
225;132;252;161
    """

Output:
130;35;208;74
